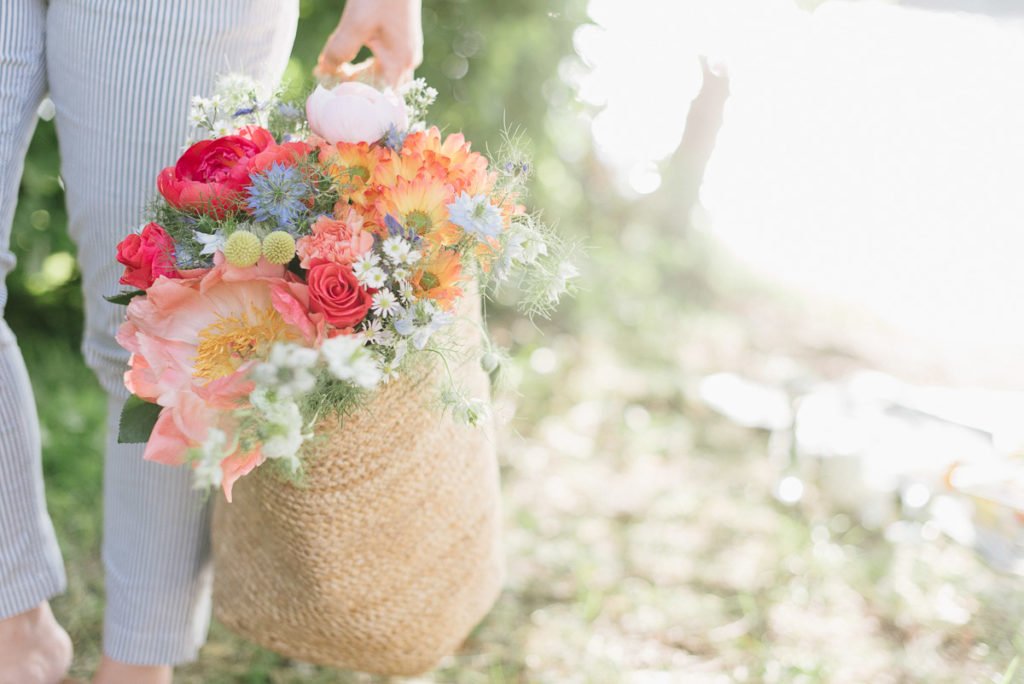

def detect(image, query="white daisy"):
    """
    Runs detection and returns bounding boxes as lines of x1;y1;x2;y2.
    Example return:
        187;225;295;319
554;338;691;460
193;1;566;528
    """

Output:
352;252;381;278
396;279;416;302
360;267;388;289
361;317;383;340
371;289;399;318
381;236;410;263
373;328;396;346
378;358;401;382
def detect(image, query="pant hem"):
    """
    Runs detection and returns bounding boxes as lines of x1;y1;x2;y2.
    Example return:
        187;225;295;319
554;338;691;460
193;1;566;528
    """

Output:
102;620;204;667
0;569;67;621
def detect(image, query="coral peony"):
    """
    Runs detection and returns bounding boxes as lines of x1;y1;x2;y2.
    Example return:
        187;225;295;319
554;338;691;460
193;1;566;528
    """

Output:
155;124;307;218
157;126;275;217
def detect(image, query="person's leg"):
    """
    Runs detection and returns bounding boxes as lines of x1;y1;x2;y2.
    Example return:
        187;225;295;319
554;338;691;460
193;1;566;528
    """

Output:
45;0;298;674
0;2;75;682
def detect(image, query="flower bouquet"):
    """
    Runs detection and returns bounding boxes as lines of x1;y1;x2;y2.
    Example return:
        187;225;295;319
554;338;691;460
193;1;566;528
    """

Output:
109;74;575;674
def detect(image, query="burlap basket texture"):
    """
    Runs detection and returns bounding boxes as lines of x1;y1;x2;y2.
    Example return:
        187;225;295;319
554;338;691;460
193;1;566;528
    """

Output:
211;291;504;676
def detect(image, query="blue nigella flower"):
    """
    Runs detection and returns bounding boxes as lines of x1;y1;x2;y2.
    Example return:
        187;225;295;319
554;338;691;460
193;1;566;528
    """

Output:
233;106;256;117
276;102;301;119
384;213;423;247
382;124;408;152
447;191;503;241
246;162;310;229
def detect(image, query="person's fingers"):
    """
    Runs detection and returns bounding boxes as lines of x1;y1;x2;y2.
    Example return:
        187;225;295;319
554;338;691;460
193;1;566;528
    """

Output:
316;0;424;88
397;67;415;86
368;41;421;88
338;58;376;83
317;24;364;77
372;55;405;89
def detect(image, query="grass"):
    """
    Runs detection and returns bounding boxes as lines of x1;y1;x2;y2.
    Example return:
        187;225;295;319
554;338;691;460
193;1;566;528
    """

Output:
13;260;1024;683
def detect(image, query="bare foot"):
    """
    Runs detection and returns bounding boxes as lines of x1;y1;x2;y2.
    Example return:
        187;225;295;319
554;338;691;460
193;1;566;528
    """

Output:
91;658;171;684
0;602;74;684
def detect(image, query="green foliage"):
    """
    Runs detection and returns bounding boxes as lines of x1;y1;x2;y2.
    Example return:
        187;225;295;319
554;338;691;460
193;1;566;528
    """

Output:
103;289;144;305
116;394;161;443
7;119;81;344
297;369;368;428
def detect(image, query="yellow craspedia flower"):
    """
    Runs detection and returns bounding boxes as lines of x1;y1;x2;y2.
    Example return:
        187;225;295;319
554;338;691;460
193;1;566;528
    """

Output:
223;230;262;267
262;231;296;265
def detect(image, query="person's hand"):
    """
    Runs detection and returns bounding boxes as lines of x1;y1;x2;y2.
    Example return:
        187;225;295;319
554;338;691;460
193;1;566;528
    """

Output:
316;0;423;88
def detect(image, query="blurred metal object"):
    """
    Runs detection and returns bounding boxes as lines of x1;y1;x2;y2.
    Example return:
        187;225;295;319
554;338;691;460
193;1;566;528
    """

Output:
700;369;1024;573
899;0;1024;18
942;461;1024;575
793;372;999;526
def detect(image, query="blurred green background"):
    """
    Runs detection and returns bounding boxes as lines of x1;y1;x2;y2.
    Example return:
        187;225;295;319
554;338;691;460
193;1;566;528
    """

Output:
9;0;1024;682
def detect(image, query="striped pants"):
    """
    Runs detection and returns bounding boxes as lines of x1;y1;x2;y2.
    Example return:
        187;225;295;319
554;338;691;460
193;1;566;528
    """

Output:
0;0;298;664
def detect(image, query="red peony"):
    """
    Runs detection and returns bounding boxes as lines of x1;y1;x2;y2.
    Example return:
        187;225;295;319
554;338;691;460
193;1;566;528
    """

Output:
116;222;180;290
305;259;372;328
156;126;276;217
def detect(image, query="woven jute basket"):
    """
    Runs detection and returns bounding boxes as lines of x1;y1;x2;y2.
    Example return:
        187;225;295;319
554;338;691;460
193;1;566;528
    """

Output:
211;291;503;676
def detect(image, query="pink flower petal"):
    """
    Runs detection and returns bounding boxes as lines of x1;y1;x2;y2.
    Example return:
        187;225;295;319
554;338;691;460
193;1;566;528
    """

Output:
220;448;264;503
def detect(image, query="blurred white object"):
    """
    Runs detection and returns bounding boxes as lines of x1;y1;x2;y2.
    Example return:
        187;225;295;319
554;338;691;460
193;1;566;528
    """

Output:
699;372;792;431
793;371;999;525
943;460;1024;575
791;370;1024;571
36;96;55;121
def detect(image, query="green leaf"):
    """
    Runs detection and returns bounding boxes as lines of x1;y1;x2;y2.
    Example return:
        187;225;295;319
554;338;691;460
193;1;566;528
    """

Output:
117;395;162;444
999;657;1019;684
104;290;145;306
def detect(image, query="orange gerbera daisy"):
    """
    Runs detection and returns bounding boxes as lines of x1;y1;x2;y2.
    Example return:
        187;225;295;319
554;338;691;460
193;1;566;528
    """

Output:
373;176;458;245
318;141;382;206
413;248;464;309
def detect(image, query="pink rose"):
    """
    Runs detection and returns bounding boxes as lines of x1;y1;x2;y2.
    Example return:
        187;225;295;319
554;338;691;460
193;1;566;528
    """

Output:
116;222;180;290
305;82;409;145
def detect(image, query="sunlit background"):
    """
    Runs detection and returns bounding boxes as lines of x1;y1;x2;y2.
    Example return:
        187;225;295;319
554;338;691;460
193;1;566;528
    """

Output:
11;0;1024;681
576;0;1024;384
